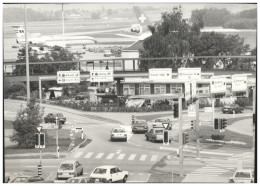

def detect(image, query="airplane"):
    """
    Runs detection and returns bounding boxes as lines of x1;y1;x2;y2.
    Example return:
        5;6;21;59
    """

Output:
12;25;98;47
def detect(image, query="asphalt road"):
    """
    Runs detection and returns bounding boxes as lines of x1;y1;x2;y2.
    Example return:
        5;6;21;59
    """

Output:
4;99;254;183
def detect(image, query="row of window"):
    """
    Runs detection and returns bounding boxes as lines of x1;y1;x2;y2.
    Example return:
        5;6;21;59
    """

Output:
123;84;182;96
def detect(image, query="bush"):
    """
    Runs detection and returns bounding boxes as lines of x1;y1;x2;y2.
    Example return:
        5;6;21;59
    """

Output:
235;97;252;107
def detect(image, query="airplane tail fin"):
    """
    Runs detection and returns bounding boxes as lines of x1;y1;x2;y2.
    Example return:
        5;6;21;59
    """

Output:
133;6;151;25
12;26;25;39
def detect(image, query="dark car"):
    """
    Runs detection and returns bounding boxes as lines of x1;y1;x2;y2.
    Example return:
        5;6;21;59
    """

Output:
222;104;243;114
75;93;89;100
132;120;148;133
44;113;66;124
11;176;44;183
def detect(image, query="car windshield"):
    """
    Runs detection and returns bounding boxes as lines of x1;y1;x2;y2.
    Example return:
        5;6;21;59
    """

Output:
93;168;107;174
154;130;164;134
59;163;73;171
235;172;251;178
67;179;80;183
113;129;125;133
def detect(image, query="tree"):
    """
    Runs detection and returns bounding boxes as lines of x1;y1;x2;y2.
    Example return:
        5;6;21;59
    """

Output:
10;98;44;148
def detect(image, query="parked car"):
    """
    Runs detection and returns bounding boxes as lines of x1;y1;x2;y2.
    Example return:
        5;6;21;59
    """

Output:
88;166;128;183
145;128;173;143
229;169;254;183
132;120;148;133
11;176;44;183
103;50;113;57
44;113;66;124
111;128;127;142
75;93;89;100
66;177;89;183
152;118;172;130
57;160;83;180
222;104;243;114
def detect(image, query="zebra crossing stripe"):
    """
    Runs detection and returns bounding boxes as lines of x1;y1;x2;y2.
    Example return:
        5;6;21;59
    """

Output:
187;174;219;177
95;153;104;159
140;154;147;161
106;153;115;160
117;154;126;160
151;155;158;161
128;154;136;161
84;152;93;159
74;152;83;158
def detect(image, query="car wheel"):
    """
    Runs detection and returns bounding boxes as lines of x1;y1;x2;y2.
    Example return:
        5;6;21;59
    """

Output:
81;169;83;176
111;138;113;142
146;136;149;141
169;140;172;143
45;120;47;123
125;138;127;142
152;138;155;143
122;176;127;183
108;179;112;183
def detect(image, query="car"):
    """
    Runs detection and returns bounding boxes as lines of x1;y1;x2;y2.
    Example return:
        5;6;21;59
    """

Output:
145;128;173;143
152;118;172;130
111;128;127;142
66;177;89;183
222;104;243;114
103;49;113;57
75;92;89;100
44;113;66;124
57;160;83;180
88;166;128;183
11;176;44;183
132;120;148;133
229;169;254;183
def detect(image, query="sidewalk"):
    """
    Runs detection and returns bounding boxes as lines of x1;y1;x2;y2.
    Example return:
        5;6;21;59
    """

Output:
227;118;253;136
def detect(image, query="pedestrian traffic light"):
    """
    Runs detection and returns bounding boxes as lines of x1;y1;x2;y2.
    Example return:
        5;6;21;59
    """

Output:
221;118;227;130
214;118;220;130
163;130;169;145
173;103;179;118
182;132;189;145
253;114;256;125
191;120;196;130
34;133;39;148
39;133;45;148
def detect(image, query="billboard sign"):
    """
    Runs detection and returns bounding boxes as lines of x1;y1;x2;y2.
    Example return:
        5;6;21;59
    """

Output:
210;76;226;93
185;82;191;101
57;71;80;84
232;75;247;91
149;68;172;80
178;68;201;80
90;70;114;82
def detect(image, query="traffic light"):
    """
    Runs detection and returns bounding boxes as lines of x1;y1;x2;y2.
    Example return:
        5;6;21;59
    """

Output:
221;118;227;130
253;114;256;125
214;118;220;130
34;133;39;148
182;132;189;145
39;133;45;148
173;103;179;118
163;130;169;145
191;120;196;130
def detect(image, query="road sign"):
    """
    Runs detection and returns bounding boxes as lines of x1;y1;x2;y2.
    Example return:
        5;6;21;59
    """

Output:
162;123;169;129
188;104;196;117
210;76;226;93
75;127;83;133
232;75;247;91
57;71;80;84
90;70;113;82
178;68;201;80
149;68;172;80
204;107;213;112
37;126;42;132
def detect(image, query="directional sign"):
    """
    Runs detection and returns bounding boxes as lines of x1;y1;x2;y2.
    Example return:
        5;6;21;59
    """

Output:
57;71;80;84
37;126;42;132
210;76;226;93
162;123;169;129
90;70;114;82
232;75;247;91
188;104;196;117
178;68;201;80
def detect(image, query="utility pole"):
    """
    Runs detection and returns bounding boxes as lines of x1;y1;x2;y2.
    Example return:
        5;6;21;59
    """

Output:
62;3;65;47
195;98;200;158
24;4;30;102
178;96;184;177
56;117;60;158
253;87;256;150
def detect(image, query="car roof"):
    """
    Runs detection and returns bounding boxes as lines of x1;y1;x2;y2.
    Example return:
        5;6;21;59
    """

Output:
236;169;253;172
112;128;125;130
94;165;116;169
60;160;77;164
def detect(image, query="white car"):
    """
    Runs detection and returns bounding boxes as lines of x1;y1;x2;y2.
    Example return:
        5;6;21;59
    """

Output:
111;128;127;142
229;169;254;183
88;166;128;183
57;160;83;179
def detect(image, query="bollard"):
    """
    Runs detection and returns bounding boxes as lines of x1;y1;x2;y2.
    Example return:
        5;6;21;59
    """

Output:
38;165;42;176
132;115;135;125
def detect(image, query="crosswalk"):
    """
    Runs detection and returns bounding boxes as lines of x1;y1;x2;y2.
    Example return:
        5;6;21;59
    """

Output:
71;151;161;163
227;152;254;162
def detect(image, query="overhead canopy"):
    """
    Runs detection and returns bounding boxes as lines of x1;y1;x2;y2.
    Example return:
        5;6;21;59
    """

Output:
128;94;182;100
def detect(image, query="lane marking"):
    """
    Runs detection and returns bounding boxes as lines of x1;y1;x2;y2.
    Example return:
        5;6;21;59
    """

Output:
95;153;104;159
186;174;219;177
139;154;147;161
128;154;136;161
74;151;83;158
106;153;115;160
117;154;126;160
151;155;158;162
84;152;93;159
25;165;57;168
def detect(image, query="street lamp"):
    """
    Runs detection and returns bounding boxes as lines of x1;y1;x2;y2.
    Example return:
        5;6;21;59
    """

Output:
55;116;60;158
24;4;30;102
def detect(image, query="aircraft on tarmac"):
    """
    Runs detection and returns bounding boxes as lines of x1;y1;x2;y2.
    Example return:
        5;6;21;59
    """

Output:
12;25;98;47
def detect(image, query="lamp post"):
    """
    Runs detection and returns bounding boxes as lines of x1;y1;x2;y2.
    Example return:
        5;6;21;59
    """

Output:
24;4;30;102
56;116;60;158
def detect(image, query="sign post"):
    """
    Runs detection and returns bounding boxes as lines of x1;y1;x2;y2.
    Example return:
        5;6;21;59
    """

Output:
178;97;184;177
195;99;200;158
55;117;60;159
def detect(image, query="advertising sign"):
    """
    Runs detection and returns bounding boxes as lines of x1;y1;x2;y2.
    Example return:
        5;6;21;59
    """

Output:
178;68;201;80
149;68;172;80
90;70;114;82
210;76;226;93
57;71;80;84
232;75;247;91
188;104;196;117
185;82;191;101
